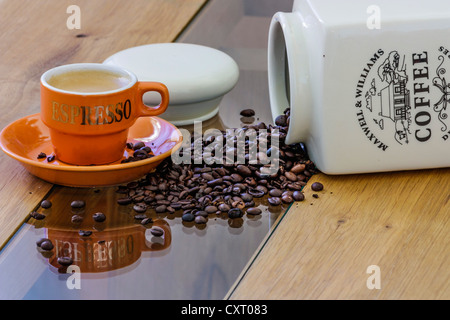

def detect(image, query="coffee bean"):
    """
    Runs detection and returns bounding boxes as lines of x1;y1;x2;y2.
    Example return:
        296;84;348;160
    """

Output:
228;208;243;219
269;188;282;197
268;197;281;206
195;215;207;224
134;214;147;220
40;200;52;209
141;217;153;225
291;163;306;174
246;207;262;215
205;205;218;214
117;197;132;205
36;238;49;247
281;195;294;204
240;109;255;117
236;165;252;177
71;215;83;223
284;171;298;182
37;152;47;159
195;211;208;217
275;115;287;126
30;212;45;220
182;213;195;222
47;154;56;162
218;203;231;212
40;240;54;251
311;182;324;191
150;227;164;237
255;185;268;194
133;204;147;213
312;193;319;198
133;141;145;150
93;212;106;222
245;200;255;208
78;230;92;237
155;205;167;213
293;191;305;201
71;200;85;208
230;173;243;183
240;193;253;202
57;256;73;267
248;188;264;198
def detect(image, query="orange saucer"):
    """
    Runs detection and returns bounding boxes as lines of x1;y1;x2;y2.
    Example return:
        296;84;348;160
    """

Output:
0;114;183;187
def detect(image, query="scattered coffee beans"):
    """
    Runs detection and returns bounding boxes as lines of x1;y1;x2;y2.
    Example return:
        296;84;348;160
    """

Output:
40;200;52;209
30;212;45;220
228;208;243;219
246;207;262;215
37;152;47;159
57;256;73;267
195;215;207;224
36;238;53;250
150;227;164;237
240;109;255;117
107;107;323;229
71;215;83;223
93;212;106;222
311;182;324;191
40;240;54;251
292;191;305;201
78;230;92;237
70;200;85;208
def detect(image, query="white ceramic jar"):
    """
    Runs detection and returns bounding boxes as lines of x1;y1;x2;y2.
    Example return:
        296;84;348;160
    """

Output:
268;0;450;174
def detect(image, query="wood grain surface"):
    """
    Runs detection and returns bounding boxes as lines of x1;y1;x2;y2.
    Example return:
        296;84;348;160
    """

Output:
0;0;207;250
227;168;450;300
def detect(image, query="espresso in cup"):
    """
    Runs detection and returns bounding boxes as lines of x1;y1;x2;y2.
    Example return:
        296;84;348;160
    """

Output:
41;63;169;165
47;69;131;93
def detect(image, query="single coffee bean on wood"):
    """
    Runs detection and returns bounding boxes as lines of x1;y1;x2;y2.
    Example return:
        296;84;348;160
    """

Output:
311;182;324;191
40;200;52;209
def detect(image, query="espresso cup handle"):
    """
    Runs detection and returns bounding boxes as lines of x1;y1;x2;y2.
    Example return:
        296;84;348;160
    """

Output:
135;82;169;117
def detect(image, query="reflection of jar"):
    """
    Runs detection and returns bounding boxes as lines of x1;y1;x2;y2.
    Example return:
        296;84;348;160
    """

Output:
268;0;450;174
46;220;171;273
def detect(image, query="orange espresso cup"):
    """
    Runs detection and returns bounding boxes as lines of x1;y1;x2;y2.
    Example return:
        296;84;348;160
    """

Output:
40;63;169;165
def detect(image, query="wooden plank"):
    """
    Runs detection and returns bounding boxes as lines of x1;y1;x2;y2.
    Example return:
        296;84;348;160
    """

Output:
0;0;207;250
227;168;450;300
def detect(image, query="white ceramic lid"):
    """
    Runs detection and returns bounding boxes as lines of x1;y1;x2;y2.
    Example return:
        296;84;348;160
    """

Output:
103;43;239;125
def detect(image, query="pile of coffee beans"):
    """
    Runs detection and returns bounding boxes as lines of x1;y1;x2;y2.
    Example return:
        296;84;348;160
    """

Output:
114;107;320;223
121;141;155;163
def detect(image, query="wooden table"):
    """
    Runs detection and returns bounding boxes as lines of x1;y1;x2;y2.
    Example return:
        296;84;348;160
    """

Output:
0;0;448;300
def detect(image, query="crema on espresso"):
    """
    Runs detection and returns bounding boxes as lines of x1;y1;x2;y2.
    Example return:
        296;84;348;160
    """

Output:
48;69;131;93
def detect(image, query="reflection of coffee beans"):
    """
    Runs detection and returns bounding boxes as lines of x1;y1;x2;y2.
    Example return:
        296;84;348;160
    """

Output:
57;256;73;266
79;230;92;237
71;215;83;223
